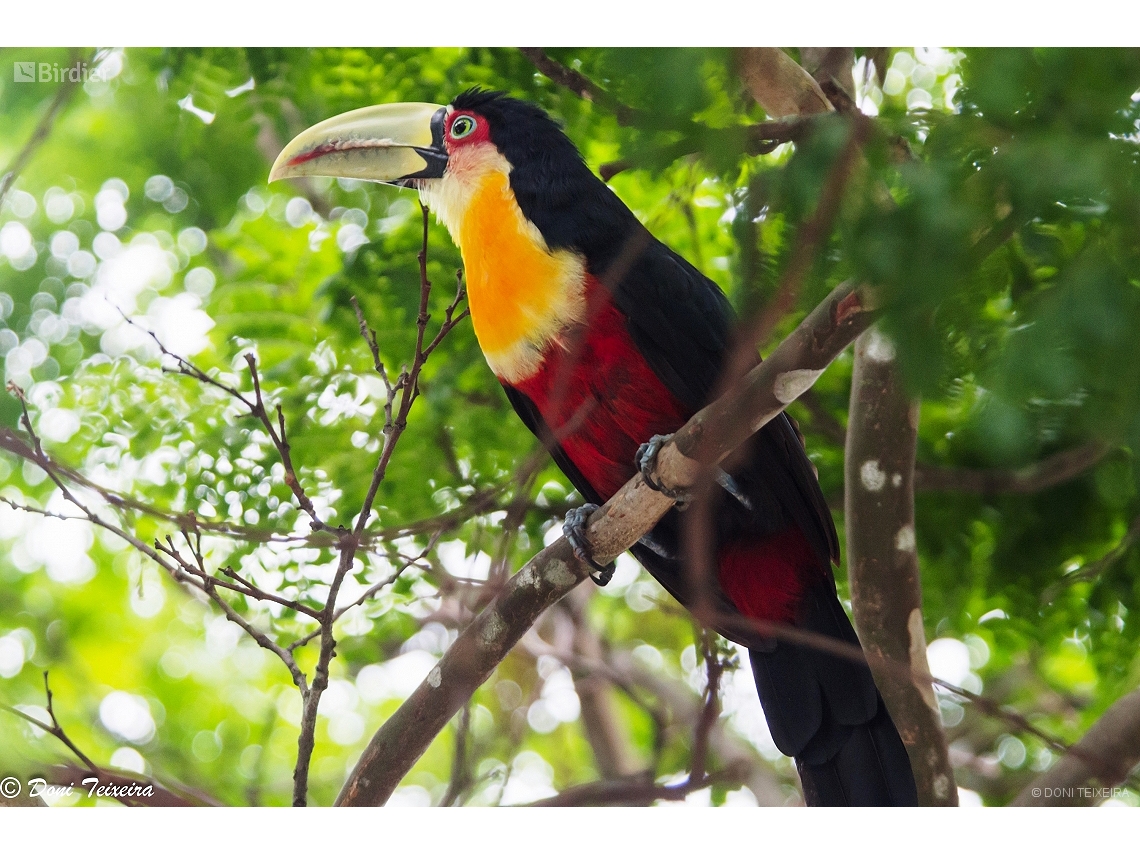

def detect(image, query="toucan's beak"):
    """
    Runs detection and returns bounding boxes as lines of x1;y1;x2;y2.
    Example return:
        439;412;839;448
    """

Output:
269;102;448;185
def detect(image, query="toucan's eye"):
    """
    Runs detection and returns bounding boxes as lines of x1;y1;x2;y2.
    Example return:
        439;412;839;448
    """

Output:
450;115;477;139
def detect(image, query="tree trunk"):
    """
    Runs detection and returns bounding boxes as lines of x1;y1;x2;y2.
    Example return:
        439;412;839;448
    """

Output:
845;329;958;806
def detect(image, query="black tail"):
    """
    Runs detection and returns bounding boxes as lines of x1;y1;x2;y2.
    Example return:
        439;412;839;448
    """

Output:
749;582;919;806
794;693;917;806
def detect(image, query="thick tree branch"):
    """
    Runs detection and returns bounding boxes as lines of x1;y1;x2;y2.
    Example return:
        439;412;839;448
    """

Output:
914;442;1109;494
845;329;957;806
737;48;833;119
798;48;856;104
336;279;877;806
1013;686;1140;806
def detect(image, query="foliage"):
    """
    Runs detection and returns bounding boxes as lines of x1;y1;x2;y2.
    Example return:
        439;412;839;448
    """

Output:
1;47;1139;807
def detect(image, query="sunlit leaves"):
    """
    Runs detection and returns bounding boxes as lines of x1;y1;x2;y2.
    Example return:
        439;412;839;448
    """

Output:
2;46;1140;808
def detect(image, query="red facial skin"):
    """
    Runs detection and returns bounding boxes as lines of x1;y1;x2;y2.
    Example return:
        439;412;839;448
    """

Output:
444;111;492;152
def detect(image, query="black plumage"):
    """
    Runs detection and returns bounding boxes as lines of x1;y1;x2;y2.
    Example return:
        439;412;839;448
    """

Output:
464;90;917;806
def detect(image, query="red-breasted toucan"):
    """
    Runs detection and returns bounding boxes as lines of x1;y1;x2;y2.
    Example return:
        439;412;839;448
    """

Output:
271;89;919;806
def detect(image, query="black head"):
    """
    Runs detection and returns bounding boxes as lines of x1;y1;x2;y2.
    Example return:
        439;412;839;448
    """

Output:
448;88;642;270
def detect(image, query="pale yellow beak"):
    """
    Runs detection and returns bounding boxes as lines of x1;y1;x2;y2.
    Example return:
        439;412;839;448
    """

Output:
268;102;448;184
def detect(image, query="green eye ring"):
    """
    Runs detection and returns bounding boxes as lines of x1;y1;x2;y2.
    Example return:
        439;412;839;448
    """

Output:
450;115;477;139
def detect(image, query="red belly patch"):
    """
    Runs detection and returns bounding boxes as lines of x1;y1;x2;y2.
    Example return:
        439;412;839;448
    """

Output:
512;294;690;501
717;527;824;624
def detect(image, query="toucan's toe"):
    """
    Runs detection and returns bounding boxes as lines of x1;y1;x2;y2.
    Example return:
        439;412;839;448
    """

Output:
562;504;615;586
635;433;692;504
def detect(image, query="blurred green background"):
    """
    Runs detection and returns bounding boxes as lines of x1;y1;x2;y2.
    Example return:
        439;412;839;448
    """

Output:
1;47;1139;807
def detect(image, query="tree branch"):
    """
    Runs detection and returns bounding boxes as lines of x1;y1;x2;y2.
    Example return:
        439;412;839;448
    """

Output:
798;48;856;104
520;47;818;181
3;204;467;808
737;48;834;119
845;329;957;806
518;48;642;126
335;279;877;805
292;203;462;805
525;764;750;807
1013;686;1140;806
786;400;1110;499
558;588;638;779
0;673;133;806
913;441;1109;494
0;49;88;207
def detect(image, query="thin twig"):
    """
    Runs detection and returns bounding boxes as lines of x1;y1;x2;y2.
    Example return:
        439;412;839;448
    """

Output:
526;764;750;807
440;702;473;806
518;48;643;127
116;311;333;535
688;631;727;784
0;49;89;206
1043;511;1140;601
292;202;465;805
915;441;1110;496
0;673;132;806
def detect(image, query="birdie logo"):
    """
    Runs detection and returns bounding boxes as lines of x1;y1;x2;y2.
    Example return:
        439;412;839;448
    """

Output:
12;61;112;84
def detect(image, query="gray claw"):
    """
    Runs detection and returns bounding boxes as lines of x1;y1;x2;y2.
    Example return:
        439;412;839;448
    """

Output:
563;504;616;586
635;434;752;511
635;433;691;503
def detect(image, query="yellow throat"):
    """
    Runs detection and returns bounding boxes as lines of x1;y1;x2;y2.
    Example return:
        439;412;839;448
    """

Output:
420;146;587;384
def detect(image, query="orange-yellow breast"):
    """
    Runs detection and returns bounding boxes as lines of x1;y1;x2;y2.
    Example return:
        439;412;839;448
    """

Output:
423;147;587;384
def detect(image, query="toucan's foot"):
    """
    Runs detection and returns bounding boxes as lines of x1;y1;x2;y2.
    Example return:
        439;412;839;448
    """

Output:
563;504;615;586
635;434;692;504
636;434;753;511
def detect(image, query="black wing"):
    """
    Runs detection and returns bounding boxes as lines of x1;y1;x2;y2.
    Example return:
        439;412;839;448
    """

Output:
611;238;839;567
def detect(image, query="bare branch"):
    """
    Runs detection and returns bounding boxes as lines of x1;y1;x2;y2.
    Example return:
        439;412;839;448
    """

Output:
799;48;856;104
737;48;834;119
336;279;878;806
440;703;473;806
914;441;1110;495
0;49;89;206
557;588;639;779
518;48;642;126
519;47;815;178
1014;686;1140;805
845;330;957;806
680;112;869;619
118;311;333;534
293;202;463;805
0;673;131;806
1043;511;1140;601
689;632;726;785
525;764;750;807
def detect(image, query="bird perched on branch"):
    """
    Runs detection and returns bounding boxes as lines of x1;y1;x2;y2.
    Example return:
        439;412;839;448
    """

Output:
271;89;918;806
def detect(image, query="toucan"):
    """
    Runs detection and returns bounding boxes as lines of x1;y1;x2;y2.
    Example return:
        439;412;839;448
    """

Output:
270;89;919;806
